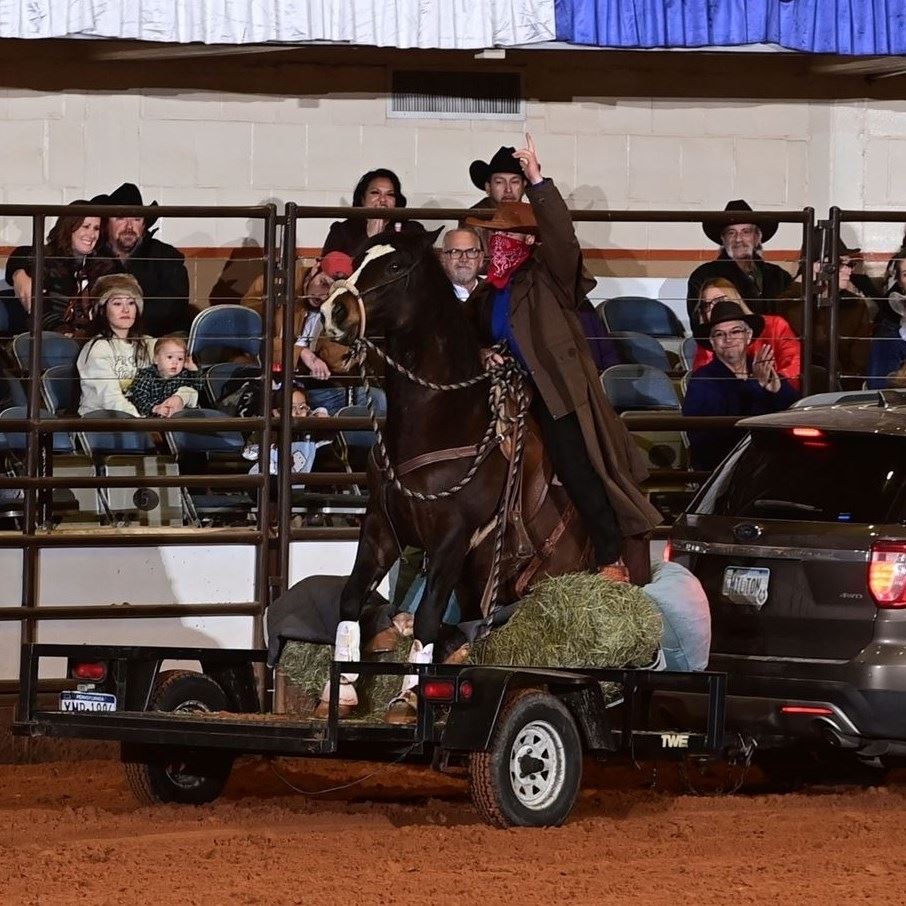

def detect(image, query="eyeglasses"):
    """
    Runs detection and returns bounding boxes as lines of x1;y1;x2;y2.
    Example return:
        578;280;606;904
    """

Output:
291;405;310;415
442;248;482;260
710;327;749;343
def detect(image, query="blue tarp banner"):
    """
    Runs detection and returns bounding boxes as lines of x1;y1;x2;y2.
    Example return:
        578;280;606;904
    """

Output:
555;1;906;54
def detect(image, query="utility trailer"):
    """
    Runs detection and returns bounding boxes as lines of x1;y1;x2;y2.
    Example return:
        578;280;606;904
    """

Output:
14;643;726;827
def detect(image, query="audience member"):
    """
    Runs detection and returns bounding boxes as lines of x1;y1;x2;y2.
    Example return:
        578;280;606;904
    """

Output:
3;200;111;335
867;292;906;389
321;169;424;258
77;274;196;417
879;243;906;331
687;199;792;319
468;145;528;210
440;228;483;300
777;235;873;389
126;334;202;416
93;183;191;337
683;299;798;470
691;277;801;387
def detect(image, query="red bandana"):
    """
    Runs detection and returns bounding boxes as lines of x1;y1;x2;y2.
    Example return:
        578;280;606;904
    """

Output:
486;233;534;289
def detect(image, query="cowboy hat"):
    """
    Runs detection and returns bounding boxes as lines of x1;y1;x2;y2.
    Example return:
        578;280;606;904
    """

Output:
693;299;764;349
469;146;524;191
90;273;144;316
703;199;777;245
91;182;159;227
464;201;537;234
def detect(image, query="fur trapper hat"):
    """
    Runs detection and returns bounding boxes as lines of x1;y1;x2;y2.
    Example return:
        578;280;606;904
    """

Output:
91;273;144;315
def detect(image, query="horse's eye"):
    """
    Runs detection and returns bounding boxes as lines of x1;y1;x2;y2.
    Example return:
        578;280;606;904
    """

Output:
388;262;401;272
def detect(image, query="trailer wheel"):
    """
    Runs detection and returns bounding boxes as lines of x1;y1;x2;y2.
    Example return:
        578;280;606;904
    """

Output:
468;688;583;828
122;670;234;806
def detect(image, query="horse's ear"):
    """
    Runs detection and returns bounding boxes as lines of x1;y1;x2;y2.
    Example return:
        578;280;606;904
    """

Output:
422;227;444;249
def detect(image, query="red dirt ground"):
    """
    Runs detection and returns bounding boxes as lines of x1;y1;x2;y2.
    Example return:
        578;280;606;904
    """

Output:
0;756;904;905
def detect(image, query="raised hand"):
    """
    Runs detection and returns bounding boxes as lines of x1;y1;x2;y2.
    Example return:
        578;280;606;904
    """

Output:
752;345;780;392
512;133;542;185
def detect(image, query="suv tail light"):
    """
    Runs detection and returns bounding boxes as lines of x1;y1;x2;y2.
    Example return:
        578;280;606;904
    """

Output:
869;541;906;607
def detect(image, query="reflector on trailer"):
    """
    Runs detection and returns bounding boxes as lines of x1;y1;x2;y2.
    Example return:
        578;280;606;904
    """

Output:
71;662;107;682
421;679;456;702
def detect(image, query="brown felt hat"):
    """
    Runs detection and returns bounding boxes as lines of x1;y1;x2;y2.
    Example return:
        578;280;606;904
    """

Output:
464;201;537;234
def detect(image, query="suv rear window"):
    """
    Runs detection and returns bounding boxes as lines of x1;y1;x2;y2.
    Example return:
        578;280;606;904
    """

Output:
691;429;906;524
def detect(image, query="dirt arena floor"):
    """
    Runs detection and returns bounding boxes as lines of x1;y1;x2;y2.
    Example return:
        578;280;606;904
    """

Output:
1;756;905;905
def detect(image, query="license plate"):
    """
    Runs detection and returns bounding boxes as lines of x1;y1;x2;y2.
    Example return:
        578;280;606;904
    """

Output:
59;691;117;713
721;566;770;608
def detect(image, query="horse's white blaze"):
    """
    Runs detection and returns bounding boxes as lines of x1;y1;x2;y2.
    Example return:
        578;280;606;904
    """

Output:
321;243;396;339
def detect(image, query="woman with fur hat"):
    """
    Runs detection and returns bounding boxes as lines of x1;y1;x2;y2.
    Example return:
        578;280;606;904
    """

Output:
464;135;661;585
683;299;798;470
2;200;112;335
76;274;197;417
320;168;424;258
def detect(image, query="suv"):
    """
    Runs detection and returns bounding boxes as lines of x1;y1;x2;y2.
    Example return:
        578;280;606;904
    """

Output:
667;390;906;768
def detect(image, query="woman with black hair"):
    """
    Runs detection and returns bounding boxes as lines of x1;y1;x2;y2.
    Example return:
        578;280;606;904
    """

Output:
3;200;112;335
321;168;424;258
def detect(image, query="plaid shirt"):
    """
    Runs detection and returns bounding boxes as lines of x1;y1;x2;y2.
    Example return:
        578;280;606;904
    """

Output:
126;365;202;416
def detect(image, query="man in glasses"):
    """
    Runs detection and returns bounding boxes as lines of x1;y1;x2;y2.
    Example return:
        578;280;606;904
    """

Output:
440;227;484;301
686;199;793;320
682;299;798;470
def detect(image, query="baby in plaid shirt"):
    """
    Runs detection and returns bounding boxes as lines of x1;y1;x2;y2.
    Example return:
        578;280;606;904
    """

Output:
127;335;201;416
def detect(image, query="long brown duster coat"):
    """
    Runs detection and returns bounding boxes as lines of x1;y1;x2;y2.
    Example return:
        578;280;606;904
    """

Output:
467;179;662;542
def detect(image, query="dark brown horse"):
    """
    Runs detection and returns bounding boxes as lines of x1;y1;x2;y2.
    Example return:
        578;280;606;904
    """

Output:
319;230;592;719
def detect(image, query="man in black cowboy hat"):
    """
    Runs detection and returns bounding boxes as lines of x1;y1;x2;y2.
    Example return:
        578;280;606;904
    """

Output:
686;199;792;320
468;145;528;210
682;298;798;470
94;182;190;336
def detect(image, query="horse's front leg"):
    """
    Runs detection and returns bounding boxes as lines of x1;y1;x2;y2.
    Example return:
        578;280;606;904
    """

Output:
385;531;472;725
317;509;398;718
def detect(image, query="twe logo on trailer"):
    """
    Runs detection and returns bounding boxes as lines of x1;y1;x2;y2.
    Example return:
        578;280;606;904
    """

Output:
660;733;690;749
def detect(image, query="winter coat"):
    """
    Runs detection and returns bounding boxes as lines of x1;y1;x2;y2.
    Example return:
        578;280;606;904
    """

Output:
867;324;906;389
321;218;425;259
686;252;793;319
682;356;799;471
95;231;190;336
468;179;661;539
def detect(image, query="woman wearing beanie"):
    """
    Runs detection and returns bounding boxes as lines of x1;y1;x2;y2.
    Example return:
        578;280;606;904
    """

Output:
76;273;197;417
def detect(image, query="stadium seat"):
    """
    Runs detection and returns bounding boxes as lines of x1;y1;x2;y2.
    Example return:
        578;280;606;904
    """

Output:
610;331;670;372
188;305;262;366
41;363;80;415
12;331;80;374
680;336;700;373
598;297;686;340
601;364;681;413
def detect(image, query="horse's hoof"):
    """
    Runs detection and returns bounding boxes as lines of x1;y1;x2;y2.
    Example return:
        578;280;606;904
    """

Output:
364;626;403;654
383;691;418;725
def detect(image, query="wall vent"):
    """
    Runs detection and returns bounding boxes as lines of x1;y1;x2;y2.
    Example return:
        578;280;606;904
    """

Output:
389;70;523;120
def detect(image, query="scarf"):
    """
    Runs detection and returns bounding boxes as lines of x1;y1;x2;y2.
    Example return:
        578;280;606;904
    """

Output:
486;233;534;289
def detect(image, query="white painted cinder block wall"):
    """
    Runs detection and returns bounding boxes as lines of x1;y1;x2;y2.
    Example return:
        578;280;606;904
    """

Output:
0;89;902;255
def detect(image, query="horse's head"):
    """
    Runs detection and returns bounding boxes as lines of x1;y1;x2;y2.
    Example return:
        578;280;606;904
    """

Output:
320;228;443;350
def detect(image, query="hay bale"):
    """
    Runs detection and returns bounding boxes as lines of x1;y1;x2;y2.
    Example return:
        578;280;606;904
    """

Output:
278;633;412;718
474;573;662;670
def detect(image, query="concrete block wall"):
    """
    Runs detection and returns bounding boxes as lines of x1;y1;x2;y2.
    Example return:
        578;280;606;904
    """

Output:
0;88;904;285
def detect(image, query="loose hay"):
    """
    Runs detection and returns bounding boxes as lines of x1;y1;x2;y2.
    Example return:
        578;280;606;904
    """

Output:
279;634;411;717
473;573;663;670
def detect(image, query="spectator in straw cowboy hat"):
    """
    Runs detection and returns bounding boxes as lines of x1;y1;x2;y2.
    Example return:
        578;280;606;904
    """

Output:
686;199;793;320
93;182;191;337
683;299;798;470
464;135;661;585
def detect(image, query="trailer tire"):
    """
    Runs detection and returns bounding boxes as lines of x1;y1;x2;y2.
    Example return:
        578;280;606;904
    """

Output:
122;670;234;805
468;688;583;828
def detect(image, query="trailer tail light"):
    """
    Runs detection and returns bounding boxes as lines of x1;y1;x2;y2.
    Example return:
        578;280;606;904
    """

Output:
458;680;474;701
869;541;906;607
71;661;107;682
663;540;672;562
421;679;456;702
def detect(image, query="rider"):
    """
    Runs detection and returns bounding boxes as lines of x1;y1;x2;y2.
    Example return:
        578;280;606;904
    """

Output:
464;135;660;583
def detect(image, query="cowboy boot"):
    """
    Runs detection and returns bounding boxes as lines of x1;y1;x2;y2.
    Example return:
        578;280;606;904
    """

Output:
383;640;434;726
314;620;360;719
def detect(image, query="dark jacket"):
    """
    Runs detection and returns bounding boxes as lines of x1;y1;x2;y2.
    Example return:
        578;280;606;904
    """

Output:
686;251;793;319
867;324;906;389
682;356;799;471
321;218;425;259
468;179;661;539
96;231;190;336
4;245;112;331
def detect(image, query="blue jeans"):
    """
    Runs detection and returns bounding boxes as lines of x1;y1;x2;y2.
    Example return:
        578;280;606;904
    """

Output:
399;572;460;625
306;385;387;416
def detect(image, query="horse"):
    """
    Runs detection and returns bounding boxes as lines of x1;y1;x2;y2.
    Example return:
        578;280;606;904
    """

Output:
318;229;593;722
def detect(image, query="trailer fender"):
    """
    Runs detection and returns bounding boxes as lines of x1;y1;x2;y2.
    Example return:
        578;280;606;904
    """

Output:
440;667;616;753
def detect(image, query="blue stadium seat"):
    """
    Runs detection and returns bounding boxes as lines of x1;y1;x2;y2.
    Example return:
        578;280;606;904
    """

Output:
601;364;681;413
12;331;80;374
598;297;685;339
610;331;670;372
188;305;262;365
